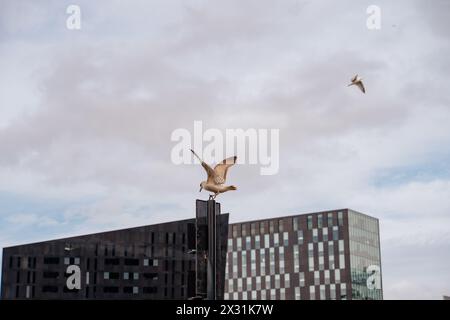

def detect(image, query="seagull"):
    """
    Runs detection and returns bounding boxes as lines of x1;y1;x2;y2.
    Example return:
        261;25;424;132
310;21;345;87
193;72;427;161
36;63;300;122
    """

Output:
190;149;237;200
348;74;366;93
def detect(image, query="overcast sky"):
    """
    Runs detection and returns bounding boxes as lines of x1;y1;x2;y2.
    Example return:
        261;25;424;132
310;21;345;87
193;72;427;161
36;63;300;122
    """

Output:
1;0;449;299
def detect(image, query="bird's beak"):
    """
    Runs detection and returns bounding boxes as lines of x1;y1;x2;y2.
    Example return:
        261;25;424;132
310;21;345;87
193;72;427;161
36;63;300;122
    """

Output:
199;186;203;192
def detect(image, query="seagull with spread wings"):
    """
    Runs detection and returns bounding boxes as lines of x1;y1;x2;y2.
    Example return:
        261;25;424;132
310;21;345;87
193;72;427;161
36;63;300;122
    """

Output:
190;149;237;200
348;74;366;93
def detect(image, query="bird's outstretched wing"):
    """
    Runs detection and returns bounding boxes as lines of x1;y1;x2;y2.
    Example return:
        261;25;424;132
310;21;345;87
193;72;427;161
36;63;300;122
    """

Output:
356;81;366;93
213;156;237;185
351;74;358;82
190;149;215;182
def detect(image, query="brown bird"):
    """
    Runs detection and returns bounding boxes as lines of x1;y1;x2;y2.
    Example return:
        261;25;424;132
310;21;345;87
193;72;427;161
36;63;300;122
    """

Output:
190;149;237;200
348;74;366;93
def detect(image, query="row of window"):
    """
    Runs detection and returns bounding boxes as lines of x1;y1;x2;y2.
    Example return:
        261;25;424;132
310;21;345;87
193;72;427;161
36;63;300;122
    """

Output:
224;283;348;300
226;239;346;280
227;274;292;292
228;226;342;252
226;267;343;294
225;288;288;300
231;212;345;238
307;212;344;230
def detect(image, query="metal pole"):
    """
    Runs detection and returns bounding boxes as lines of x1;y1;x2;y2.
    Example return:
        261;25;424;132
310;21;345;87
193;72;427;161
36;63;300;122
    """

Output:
206;199;217;300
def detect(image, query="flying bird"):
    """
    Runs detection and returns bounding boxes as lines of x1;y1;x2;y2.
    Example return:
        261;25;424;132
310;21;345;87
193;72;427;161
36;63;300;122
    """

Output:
348;74;366;93
190;149;237;200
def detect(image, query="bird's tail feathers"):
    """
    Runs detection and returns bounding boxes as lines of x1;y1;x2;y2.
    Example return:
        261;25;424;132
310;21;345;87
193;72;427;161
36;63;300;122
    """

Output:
227;185;237;191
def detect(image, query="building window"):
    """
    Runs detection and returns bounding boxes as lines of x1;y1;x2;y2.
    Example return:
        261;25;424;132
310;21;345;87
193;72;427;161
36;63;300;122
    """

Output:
269;248;275;274
299;272;305;287
103;286;119;293
308;243;314;271
270;289;276;300
330;284;336;299
317;214;323;228
328;213;334;226
256;276;261;290
242;251;247;277
295;287;301;300
237;237;242;251
251;250;256;276
284;274;290;288
124;258;139;266
269;221;275;234
260;222;266;234
307;216;313;230
264;234;270;248
323;228;328;241
283;232;289;246
313;229;318;243
250;223;257;236
320;285;326;300
328;241;335;269
309;257;314;272
242;224;247;237
245;236;252;250
43;257;59;265
314;271;320;285
293;217;299;231
340;283;347;299
339;254;345;269
265;275;271;289
260;249;265;276
275;274;280;289
280;288;286;300
246;277;252;291
227;238;233;250
309;286;315;300
325;270;330;285
297;230;304;245
261;290;266;300
338;211;344;226
278;219;284;232
104;272;109;279
279;246;285;272
232;225;238;238
338;240;345;254
335;269;341;283
333;226;339;240
293;245;299;272
255;235;260;249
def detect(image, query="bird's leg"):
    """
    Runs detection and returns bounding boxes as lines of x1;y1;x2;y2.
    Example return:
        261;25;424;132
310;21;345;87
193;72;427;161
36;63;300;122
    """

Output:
213;193;218;200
